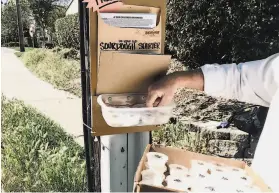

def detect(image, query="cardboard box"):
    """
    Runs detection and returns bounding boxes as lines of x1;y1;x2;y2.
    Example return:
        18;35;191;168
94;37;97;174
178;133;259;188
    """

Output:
133;144;272;192
97;52;171;94
98;5;162;56
91;0;167;95
90;0;169;136
92;52;171;136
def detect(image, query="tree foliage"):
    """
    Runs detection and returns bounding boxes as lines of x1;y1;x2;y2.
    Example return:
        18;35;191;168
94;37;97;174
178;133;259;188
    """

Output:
27;0;66;45
55;14;80;49
1;0;32;44
166;0;279;69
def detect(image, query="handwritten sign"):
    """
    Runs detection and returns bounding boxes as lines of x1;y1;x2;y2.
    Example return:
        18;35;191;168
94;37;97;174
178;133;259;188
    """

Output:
100;40;161;51
82;0;124;12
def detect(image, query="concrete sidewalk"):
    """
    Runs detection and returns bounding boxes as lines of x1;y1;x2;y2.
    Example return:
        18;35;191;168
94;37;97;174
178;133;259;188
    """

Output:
1;47;84;146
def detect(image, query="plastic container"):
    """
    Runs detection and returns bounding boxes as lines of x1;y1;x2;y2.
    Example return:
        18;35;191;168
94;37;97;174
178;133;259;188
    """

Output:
97;94;175;127
166;175;192;191
233;175;253;186
146;152;168;167
192;185;219;192
209;167;228;178
141;169;165;185
144;162;167;173
190;160;212;176
226;166;247;177
169;164;189;177
139;180;164;187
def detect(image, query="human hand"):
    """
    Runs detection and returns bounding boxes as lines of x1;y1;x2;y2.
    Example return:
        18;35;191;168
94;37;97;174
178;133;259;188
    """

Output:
146;72;181;107
146;70;204;107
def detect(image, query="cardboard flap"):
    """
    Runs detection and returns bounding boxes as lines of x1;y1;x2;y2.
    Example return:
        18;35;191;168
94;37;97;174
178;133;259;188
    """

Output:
97;52;171;94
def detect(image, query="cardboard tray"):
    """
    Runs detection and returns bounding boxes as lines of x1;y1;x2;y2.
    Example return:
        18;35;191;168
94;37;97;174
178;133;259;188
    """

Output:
133;144;272;192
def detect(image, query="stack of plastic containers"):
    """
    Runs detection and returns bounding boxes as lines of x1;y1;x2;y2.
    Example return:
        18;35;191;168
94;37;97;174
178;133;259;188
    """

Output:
139;151;262;192
140;152;168;187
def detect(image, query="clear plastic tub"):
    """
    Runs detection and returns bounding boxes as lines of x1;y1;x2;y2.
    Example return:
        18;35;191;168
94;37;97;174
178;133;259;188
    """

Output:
97;94;175;127
169;164;189;177
166;175;192;191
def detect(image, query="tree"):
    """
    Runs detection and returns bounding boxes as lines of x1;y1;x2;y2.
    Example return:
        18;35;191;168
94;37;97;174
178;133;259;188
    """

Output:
27;0;66;47
1;0;31;44
16;0;26;51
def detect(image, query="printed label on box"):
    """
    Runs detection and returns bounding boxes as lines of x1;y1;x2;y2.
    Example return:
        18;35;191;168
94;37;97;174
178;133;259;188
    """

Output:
100;13;157;28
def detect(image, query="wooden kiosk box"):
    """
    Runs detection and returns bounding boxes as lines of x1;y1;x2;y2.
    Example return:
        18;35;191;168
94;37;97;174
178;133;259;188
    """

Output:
89;0;171;136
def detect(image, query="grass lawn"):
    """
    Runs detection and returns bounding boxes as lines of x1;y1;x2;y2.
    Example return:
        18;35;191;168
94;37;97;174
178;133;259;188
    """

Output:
1;96;87;192
12;47;35;52
13;47;36;57
16;48;81;97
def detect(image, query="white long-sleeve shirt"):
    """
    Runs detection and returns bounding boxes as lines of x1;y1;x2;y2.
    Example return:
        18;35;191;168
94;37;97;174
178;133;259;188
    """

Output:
201;53;279;191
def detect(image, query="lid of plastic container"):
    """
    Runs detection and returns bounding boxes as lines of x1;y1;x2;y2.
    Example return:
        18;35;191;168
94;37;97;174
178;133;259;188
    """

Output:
146;152;168;162
166;175;191;185
145;162;167;173
141;169;165;181
139;180;164;187
169;164;189;171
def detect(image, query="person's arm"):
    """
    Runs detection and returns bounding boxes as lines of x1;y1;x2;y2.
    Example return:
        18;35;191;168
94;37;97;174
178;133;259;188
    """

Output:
146;69;204;107
146;53;279;107
201;53;279;107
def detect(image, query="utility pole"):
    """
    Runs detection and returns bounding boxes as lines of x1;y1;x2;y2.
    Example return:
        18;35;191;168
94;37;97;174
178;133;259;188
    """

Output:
15;0;25;52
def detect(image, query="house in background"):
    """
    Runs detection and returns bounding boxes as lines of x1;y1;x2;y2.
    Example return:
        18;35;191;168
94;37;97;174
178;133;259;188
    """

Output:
66;0;78;15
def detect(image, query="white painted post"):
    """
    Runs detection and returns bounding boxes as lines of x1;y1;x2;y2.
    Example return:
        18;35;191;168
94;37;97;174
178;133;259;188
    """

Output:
100;132;149;192
127;132;150;191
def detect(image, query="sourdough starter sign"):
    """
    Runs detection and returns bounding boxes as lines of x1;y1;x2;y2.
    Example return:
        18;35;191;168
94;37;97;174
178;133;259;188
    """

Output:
100;40;160;51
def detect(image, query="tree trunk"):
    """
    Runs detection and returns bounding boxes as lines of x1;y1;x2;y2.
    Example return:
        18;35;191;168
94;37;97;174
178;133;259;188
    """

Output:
42;28;46;48
15;0;25;52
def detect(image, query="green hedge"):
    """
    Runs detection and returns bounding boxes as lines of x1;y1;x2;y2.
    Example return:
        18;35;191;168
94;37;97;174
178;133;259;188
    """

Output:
55;14;79;50
166;0;279;69
3;41;30;48
3;42;20;47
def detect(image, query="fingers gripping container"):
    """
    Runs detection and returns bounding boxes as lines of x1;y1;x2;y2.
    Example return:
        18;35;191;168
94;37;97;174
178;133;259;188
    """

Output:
97;94;175;127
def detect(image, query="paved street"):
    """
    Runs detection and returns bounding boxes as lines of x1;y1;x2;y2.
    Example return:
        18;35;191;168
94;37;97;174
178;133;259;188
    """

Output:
1;47;84;146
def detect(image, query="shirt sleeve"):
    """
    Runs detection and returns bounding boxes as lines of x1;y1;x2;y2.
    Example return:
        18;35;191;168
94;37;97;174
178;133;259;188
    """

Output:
200;53;279;107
